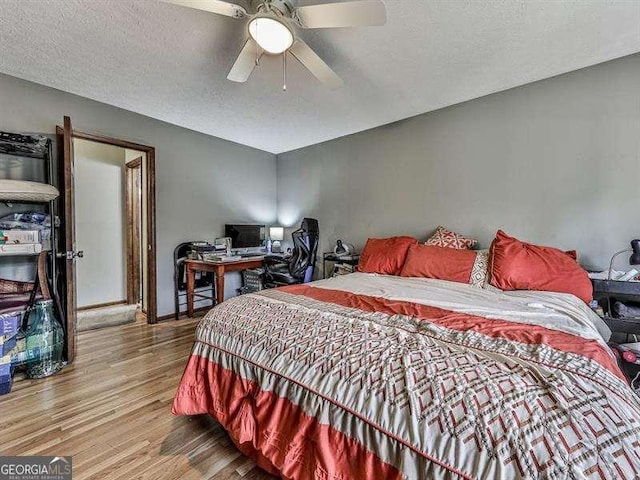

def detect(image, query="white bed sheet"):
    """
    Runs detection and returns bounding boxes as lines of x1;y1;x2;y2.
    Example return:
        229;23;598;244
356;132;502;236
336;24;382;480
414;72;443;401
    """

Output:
313;272;612;344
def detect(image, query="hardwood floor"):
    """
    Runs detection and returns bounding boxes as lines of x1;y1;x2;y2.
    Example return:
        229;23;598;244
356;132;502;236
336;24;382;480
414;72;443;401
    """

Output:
0;318;275;480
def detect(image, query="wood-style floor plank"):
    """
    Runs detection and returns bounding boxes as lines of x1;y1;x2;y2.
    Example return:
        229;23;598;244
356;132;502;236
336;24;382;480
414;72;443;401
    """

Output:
0;318;275;480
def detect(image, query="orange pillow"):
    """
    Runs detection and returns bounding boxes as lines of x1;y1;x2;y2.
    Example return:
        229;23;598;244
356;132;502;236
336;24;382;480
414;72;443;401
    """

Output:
400;244;478;283
489;230;592;303
359;236;418;275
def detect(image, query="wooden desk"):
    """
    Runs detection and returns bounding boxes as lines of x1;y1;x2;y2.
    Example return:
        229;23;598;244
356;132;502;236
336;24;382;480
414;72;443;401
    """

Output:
185;258;264;317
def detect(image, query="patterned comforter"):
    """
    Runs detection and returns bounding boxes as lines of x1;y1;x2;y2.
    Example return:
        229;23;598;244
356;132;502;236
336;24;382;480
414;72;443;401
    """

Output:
172;273;640;479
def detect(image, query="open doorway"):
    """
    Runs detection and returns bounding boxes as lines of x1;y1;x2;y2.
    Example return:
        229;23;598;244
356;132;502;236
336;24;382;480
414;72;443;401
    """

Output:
125;155;143;307
57;116;157;362
73;139;149;330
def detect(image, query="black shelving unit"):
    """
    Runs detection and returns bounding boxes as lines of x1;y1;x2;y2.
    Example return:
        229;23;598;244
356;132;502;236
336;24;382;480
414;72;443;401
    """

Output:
0;131;65;357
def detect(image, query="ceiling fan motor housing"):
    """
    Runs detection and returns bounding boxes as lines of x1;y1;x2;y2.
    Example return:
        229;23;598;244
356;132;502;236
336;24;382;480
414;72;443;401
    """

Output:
251;0;293;18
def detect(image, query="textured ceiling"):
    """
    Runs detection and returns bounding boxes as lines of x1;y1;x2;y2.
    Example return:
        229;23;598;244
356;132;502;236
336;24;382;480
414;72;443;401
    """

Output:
1;0;639;154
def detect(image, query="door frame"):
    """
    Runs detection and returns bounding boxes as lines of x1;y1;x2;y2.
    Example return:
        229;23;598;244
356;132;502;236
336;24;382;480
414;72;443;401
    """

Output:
56;117;76;362
125;156;143;306
58;124;158;328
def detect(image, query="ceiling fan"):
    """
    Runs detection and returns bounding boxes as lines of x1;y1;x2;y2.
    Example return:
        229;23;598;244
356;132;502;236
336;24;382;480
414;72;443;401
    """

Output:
162;0;387;89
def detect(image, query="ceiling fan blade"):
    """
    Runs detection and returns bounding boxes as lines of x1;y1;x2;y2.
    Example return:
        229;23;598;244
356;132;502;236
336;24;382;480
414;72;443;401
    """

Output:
161;0;246;19
289;40;343;89
294;0;386;28
227;39;263;83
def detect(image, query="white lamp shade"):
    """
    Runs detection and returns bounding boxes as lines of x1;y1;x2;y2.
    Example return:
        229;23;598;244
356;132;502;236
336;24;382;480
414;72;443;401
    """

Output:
248;17;294;54
269;226;284;241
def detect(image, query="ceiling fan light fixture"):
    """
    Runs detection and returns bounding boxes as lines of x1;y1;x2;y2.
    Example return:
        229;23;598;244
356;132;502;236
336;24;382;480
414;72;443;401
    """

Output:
248;17;294;54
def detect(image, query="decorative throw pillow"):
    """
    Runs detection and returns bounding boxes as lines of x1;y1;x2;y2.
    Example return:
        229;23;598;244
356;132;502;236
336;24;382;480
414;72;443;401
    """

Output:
359;236;418;275
425;226;477;249
469;249;489;288
489;230;592;303
400;244;478;284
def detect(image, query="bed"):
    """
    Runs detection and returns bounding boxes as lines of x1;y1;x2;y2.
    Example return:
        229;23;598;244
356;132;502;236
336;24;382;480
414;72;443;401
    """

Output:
172;272;640;479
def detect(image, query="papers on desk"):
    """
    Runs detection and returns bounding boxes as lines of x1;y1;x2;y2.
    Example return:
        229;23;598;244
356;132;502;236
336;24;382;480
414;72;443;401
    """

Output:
202;254;242;263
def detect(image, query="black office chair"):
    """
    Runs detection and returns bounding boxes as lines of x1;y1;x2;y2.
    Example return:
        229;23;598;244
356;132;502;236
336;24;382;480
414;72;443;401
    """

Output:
263;218;319;287
173;242;215;319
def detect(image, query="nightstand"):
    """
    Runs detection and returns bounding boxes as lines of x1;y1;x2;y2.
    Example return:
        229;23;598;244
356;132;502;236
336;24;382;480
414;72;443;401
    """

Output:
592;279;640;336
322;252;360;279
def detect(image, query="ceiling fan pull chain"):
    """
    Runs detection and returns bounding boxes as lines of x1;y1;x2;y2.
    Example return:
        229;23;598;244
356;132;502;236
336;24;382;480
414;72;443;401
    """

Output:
283;53;287;92
255;21;260;66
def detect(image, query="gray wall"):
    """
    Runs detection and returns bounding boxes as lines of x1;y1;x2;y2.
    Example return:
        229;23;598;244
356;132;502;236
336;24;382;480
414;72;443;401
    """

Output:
277;53;640;271
2;51;639;312
0;73;277;317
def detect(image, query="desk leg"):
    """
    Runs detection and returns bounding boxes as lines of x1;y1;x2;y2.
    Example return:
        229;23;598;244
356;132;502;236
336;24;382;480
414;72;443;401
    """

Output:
186;264;195;318
215;266;225;305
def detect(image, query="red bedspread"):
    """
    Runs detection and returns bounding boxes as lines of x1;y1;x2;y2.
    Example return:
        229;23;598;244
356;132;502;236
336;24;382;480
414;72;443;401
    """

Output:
173;278;640;479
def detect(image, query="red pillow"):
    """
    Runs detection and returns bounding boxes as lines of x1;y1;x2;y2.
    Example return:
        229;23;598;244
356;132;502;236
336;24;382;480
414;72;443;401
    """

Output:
489;230;592;303
400;244;477;283
359;236;418;275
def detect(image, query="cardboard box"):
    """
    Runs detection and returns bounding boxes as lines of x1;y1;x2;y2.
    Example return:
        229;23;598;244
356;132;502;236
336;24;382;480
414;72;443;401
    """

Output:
0;243;43;255
0;229;41;244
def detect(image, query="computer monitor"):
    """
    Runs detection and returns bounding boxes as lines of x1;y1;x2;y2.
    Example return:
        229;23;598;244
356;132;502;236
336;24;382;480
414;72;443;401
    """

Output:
224;224;266;249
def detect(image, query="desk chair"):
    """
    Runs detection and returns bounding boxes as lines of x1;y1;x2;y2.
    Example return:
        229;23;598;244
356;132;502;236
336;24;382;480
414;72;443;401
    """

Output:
263;218;319;287
174;242;215;319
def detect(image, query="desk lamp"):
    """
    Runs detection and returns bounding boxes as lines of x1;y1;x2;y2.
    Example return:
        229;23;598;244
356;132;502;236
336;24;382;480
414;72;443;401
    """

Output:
607;239;640;281
631;239;640;265
270;227;284;254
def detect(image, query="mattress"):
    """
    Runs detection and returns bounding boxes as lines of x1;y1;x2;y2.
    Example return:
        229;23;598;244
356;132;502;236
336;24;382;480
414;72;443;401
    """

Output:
172;272;640;479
